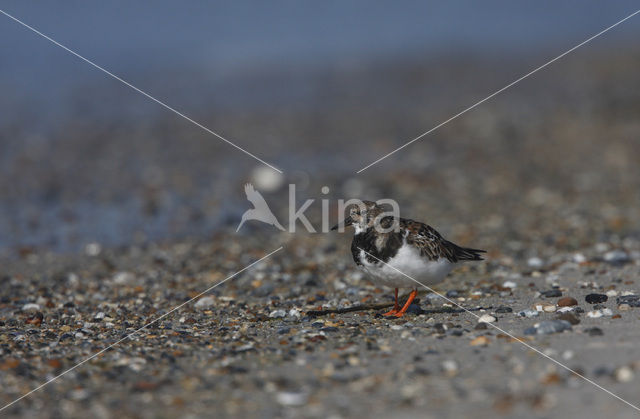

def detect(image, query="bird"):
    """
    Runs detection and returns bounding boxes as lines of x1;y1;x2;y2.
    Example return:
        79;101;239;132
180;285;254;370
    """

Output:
236;183;285;232
331;200;485;317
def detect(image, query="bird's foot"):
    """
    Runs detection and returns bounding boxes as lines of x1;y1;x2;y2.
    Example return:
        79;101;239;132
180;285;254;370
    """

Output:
392;289;418;317
382;309;399;316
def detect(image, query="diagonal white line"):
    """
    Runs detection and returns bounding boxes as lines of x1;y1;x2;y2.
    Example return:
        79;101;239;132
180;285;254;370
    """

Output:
357;247;640;413
0;246;283;413
0;9;282;174
356;9;640;173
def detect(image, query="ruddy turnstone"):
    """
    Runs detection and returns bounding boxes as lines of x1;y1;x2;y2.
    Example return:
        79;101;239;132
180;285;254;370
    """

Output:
332;201;485;317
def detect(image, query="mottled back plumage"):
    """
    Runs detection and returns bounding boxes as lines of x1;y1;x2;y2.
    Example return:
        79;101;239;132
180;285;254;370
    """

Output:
351;216;485;265
402;219;485;262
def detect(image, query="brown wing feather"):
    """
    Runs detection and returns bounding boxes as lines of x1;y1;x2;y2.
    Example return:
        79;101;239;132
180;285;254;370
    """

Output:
401;219;485;263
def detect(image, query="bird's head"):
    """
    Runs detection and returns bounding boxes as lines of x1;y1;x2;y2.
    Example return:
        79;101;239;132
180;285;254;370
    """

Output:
331;200;386;232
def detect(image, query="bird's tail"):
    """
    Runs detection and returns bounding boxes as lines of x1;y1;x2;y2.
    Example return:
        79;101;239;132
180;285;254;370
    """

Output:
447;241;486;261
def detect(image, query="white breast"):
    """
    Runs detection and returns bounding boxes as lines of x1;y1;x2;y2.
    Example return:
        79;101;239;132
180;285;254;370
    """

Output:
359;242;454;289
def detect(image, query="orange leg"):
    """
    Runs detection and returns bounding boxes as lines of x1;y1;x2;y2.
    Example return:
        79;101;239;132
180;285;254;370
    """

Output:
394;289;418;317
382;288;399;316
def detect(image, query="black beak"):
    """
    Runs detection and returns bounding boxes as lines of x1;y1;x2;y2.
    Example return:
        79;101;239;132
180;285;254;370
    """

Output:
331;216;353;231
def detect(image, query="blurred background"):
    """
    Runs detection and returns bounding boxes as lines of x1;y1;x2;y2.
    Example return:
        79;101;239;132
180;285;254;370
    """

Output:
1;1;639;255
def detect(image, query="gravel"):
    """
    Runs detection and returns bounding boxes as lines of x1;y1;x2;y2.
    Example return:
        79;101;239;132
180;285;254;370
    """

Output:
1;235;640;418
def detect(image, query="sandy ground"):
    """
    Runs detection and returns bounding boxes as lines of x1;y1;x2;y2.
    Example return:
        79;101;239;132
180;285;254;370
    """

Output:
1;232;640;418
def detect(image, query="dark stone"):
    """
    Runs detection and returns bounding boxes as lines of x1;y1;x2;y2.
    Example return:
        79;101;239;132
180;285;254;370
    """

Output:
585;294;608;304
406;303;423;314
617;295;640;307
475;323;488;330
557;313;580;325
540;289;562;298
320;327;339;333
536;320;572;334
433;323;447;334
495;306;513;313
586;327;604;336
413;366;430;376
594;366;614;377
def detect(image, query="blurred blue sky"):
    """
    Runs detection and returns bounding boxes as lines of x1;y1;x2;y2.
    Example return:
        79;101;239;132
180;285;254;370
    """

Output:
2;1;639;70
1;1;639;120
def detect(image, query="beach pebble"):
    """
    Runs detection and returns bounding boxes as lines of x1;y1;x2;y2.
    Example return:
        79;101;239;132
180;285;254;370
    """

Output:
288;308;302;318
615;366;634;383
557;313;580;325
556;306;575;313
518;309;539;318
276;391;308;406
557;297;578;307
525;320;572;335
616;295;640;307
425;294;442;303
528;257;544;268
586;309;612;318
269;309;287;318
470;336;490;346
494;306;512;313
194;296;216;309
502;281;517;289
604;250;630;265
572;253;587;263
441;360;458;375
585;294;608;304
113;272;135;284
21;303;40;312
84;242;102;256
478;314;496;323
586;327;604;336
540;289;562;298
251;166;285;192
